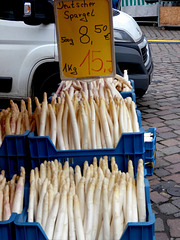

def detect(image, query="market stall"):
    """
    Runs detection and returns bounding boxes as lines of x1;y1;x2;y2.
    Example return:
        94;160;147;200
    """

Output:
158;0;180;27
119;0;158;19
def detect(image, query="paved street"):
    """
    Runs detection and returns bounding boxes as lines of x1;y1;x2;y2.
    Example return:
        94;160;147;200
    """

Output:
137;24;180;239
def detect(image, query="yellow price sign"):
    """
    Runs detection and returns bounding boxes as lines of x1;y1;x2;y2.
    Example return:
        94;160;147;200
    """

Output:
54;0;115;80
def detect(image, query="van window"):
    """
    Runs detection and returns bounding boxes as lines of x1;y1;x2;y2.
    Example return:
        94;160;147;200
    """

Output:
0;0;24;21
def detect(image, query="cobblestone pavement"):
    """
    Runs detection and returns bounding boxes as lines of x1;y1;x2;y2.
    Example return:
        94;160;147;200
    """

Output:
137;24;180;239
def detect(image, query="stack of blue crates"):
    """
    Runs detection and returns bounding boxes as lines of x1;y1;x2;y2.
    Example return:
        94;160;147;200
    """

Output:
0;79;156;240
144;127;157;176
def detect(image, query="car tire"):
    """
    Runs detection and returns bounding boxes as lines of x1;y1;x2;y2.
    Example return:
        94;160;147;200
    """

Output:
135;89;147;98
32;63;61;103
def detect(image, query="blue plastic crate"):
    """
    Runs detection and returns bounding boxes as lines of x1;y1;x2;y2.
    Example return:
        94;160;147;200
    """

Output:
0;131;31;180
145;151;156;176
145;127;156;151
144;127;157;176
14;178;155;240
137;110;141;128
0;213;17;240
27;109;143;179
129;79;135;92
120;178;155;240
120;91;136;104
28;126;147;178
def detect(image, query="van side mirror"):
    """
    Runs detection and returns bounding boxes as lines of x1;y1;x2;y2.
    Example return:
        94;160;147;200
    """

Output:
23;0;54;25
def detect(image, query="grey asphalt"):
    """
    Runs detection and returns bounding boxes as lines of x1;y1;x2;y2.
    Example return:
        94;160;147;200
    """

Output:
137;24;180;239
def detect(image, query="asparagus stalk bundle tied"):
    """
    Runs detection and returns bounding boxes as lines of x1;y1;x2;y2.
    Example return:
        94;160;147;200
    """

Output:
28;157;146;240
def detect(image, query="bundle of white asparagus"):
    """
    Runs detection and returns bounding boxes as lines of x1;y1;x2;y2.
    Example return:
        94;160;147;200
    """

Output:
0;166;25;221
55;73;132;96
0;72;133;149
115;71;133;92
28;157;146;240
0;98;35;147
34;76;139;150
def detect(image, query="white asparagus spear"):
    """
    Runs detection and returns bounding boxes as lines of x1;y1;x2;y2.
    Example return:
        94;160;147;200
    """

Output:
82;96;92;150
109;96;119;147
34;97;41;136
56;98;65;150
132;179;138;222
75;165;82;187
39;101;47;136
99;98;113;148
122;100;128;132
67;189;76;240
9;178;16;212
79;102;88;149
130;101;139;132
62;99;69;150
28;179;35;222
98;221;104;240
65;91;81;149
40;163;46;183
76;177;85;222
102;178;110;240
118;99;125;134
137;168;146;222
90;97;96;149
74;194;85;240
113;184;123;240
41;192;49;229
3;184;11;221
105;106;114;146
52;171;58;194
45;192;60;240
61;201;68;240
77;107;83;148
92;171;103;240
48;183;54;215
95;115;102;149
48;104;57;146
120;173;127;223
85;178;96;240
0;189;3;221
12;176;24;214
124;98;133;132
45;106;50;137
36;178;48;224
128;160;134;180
126;177;133;224
53;190;67;240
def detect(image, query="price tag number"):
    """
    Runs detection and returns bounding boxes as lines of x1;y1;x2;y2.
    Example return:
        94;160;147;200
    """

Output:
62;50;112;76
79;25;110;45
60;25;110;46
94;24;110;40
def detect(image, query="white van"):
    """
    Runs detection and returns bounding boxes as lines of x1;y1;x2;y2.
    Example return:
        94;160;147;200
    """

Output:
0;0;153;103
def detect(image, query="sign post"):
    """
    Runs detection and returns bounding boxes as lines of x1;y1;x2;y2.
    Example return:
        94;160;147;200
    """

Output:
54;0;115;81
